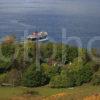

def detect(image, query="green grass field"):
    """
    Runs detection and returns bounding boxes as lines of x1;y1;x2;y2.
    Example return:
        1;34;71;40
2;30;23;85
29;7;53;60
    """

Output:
0;87;27;100
0;84;100;100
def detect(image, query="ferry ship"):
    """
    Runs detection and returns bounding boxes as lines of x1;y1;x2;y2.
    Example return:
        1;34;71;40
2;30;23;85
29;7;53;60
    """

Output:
27;32;48;42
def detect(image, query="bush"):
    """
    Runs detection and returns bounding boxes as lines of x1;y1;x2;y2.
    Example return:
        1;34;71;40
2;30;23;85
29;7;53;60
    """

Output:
1;43;15;57
42;63;61;78
75;63;93;86
7;69;21;86
0;69;21;86
92;70;100;85
0;60;11;71
49;64;61;78
49;62;94;88
68;60;94;86
22;64;48;87
0;73;7;84
66;70;77;87
49;75;67;88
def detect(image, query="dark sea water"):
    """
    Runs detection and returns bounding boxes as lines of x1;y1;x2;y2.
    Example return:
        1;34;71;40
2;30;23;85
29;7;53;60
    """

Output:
0;0;100;48
0;13;100;48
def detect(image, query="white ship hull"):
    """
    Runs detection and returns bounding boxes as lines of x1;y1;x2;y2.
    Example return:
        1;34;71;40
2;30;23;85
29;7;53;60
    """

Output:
27;32;48;42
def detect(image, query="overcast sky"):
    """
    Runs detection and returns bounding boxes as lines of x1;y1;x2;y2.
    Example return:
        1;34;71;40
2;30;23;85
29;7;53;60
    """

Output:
0;0;100;16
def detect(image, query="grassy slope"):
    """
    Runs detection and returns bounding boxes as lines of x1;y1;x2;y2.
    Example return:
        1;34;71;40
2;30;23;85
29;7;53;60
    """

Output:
33;84;100;99
0;87;26;100
0;84;100;100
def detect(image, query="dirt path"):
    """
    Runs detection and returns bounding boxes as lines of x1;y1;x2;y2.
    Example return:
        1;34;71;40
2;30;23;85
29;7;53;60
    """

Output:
84;94;100;100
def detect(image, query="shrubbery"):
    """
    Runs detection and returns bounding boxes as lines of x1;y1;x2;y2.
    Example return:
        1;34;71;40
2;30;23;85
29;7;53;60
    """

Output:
92;70;100;85
0;73;7;84
49;75;68;88
0;39;99;88
75;63;93;86
0;69;21;86
22;64;48;87
49;61;94;88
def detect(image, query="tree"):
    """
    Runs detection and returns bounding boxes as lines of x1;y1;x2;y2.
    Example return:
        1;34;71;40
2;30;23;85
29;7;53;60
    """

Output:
3;35;16;44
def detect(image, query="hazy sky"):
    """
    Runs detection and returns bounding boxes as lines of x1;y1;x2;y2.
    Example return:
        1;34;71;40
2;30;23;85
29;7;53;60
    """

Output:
0;0;100;16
